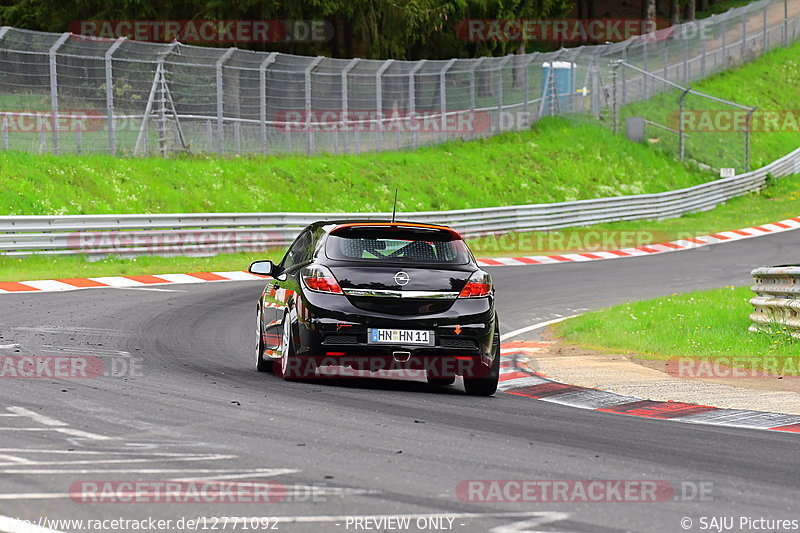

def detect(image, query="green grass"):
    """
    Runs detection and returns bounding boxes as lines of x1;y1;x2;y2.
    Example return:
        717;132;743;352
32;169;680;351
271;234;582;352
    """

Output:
556;286;800;373
0;251;283;283
0;116;717;216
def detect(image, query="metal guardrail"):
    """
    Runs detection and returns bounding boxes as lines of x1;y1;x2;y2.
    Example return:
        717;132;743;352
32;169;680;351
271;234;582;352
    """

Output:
749;266;800;339
3;144;800;257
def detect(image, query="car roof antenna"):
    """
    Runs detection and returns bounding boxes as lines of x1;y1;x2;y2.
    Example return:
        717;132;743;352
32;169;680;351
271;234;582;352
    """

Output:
391;189;398;223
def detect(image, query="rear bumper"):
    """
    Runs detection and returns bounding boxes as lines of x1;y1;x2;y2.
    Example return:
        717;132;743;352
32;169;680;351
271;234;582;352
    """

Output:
293;291;496;376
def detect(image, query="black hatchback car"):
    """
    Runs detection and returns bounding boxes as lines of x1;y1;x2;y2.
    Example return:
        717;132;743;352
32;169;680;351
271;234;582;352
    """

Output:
249;220;500;396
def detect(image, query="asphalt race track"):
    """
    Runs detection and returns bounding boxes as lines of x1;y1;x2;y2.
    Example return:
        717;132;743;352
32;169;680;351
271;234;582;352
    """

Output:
0;230;798;533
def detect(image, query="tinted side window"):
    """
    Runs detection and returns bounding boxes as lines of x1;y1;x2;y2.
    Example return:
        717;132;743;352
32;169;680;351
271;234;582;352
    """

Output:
281;231;313;271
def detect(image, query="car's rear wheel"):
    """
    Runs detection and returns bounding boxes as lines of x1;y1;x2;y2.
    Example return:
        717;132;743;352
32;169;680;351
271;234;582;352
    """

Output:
255;308;272;373
274;312;312;380
463;329;500;397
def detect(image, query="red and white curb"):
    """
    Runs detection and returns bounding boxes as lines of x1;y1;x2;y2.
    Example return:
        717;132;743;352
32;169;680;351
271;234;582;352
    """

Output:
476;216;800;267
499;341;800;434
0;271;265;294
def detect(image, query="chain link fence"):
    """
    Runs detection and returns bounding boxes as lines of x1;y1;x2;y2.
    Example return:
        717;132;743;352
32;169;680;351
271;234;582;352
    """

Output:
0;0;797;161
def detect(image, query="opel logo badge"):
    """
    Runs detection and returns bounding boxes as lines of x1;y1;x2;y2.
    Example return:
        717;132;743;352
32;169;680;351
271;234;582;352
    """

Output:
394;271;410;286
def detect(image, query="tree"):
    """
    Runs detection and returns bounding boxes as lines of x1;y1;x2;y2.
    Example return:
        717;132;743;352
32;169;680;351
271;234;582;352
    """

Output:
684;0;696;21
669;0;680;25
641;0;656;22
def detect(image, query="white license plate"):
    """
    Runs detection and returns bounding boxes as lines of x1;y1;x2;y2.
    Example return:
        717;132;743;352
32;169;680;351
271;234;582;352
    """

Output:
368;329;433;345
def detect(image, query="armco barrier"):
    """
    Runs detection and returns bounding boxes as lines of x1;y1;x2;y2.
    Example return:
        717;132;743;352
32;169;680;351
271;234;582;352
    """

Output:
749;265;800;339
2;145;799;257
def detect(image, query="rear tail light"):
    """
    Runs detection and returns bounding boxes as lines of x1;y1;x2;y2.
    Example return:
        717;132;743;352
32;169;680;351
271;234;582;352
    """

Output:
302;265;343;294
458;270;492;298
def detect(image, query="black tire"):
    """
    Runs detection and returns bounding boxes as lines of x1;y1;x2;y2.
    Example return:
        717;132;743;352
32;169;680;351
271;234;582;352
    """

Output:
275;312;312;380
463;329;500;397
427;376;456;386
255;308;272;373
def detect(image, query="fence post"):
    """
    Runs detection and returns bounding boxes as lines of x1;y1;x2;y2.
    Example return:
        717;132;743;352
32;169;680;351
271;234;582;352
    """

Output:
663;40;669;80
701;22;707;78
763;4;768;51
407;59;425;148
341;58;360;153
611;60;621;134
621;44;628;104
439;58;457;142
678;88;691;161
468;57;485;139
642;40;649;99
523;54;538;128
785;0;790;45
722;19;728;65
104;37;125;155
741;14;747;58
76;122;82;154
0;28;8;148
48;32;70;155
259;52;278;156
745;107;756;172
496;55;512;132
304;56;324;155
683;34;690;82
375;59;394;151
215;48;236;155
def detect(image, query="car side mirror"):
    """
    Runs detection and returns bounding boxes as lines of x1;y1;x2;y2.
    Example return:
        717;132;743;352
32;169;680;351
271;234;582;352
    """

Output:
249;260;277;277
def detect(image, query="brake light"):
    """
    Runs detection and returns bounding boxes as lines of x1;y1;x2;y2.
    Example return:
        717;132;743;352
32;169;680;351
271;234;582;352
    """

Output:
302;265;343;294
458;271;492;298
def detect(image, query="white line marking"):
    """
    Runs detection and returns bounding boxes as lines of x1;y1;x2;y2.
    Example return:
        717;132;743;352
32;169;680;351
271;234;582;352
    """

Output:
0;344;19;349
0;455;238;467
170;469;300;482
0;429;64;433
0;449;228;456
0;468;296;474
5;407;68;427
5;407;113;440
0;515;66;533
40;345;130;356
500;316;577;341
53;428;114;440
0;454;33;465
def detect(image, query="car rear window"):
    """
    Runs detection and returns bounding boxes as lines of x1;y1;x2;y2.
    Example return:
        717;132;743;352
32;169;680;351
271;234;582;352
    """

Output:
326;226;471;264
